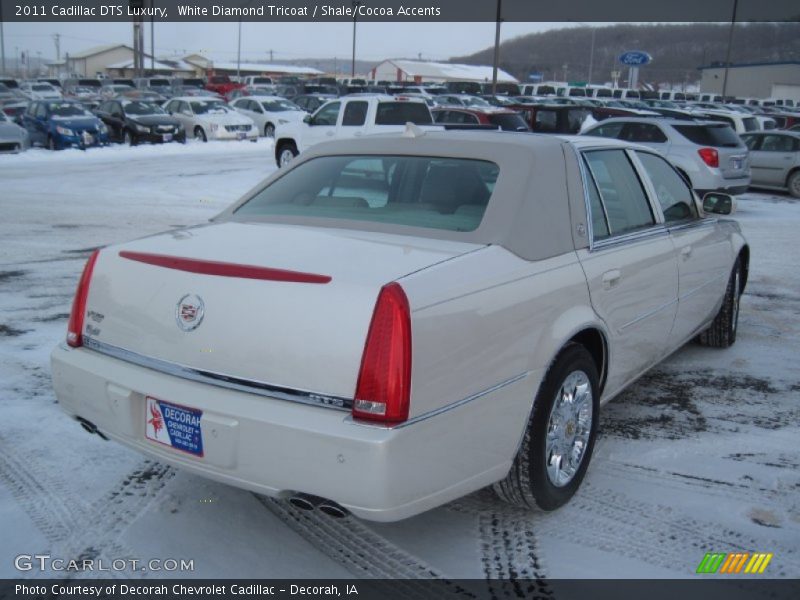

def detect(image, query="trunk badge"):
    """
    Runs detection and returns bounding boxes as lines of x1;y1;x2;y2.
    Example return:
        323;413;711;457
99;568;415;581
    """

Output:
176;294;205;331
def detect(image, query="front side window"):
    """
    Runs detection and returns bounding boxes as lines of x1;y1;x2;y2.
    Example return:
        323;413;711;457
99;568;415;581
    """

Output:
583;150;655;237
234;155;499;233
313;102;340;126
760;135;795;152
636;152;698;222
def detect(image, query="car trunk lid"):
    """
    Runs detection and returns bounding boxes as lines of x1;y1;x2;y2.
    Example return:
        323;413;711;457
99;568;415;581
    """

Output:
83;222;483;399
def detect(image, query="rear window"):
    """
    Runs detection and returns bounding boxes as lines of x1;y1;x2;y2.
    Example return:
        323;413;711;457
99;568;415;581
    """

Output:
375;102;432;125
487;113;530;131
235;155;499;232
743;117;758;132
673;124;742;147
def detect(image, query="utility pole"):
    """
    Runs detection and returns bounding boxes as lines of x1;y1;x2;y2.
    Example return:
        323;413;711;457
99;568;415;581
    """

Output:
351;1;362;77
237;20;242;79
269;49;273;62
53;33;61;61
0;3;5;77
588;28;596;85
150;0;155;74
491;0;502;94
721;0;739;99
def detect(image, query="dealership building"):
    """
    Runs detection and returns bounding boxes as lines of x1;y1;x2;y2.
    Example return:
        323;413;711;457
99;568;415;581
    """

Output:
699;61;800;100
370;59;517;84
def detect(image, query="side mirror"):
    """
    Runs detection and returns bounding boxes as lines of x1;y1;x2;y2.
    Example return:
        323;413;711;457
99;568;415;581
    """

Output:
303;114;312;124
702;192;736;216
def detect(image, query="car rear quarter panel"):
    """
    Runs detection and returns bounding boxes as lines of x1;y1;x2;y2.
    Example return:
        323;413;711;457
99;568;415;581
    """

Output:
399;245;599;465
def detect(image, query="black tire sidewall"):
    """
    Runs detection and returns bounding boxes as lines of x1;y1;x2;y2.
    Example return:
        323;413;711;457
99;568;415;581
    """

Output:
526;345;600;510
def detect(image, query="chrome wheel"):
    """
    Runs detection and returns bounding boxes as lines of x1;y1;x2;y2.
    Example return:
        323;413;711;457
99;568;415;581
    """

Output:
545;370;593;487
789;173;800;198
279;148;295;167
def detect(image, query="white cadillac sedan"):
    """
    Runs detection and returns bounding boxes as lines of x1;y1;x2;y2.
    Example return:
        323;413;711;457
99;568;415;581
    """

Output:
229;95;306;138
51;130;749;522
163;96;257;142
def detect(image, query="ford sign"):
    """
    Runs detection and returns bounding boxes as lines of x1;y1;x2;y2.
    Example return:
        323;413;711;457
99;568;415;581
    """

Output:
618;51;652;66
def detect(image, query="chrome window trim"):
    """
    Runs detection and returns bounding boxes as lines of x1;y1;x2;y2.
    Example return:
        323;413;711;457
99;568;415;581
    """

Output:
346;371;530;430
581;147;662;250
590;224;669;251
667;217;719;233
82;336;353;412
573;145;607;250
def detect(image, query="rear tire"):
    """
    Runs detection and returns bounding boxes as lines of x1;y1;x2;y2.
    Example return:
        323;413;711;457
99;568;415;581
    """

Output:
48;136;57;151
276;141;298;167
494;343;599;511
788;171;800;199
194;126;207;142
698;259;742;348
123;130;135;146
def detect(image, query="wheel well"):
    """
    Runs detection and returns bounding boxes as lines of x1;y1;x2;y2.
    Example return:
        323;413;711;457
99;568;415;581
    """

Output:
568;328;608;393
738;244;750;293
786;166;800;187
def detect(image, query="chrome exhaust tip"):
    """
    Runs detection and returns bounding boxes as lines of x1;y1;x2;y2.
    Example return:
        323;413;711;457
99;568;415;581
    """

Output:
288;495;316;511
317;503;349;519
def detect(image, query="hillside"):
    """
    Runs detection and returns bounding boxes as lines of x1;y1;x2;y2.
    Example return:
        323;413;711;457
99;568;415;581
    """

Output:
451;23;800;87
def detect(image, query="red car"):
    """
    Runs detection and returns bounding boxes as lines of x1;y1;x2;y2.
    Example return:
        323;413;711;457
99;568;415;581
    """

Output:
205;75;245;101
432;107;530;131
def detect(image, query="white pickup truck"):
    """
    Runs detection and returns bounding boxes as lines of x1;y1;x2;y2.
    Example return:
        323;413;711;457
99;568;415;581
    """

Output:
273;95;439;167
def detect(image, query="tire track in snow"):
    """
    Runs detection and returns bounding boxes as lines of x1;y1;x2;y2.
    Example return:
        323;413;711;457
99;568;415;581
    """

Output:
254;495;476;598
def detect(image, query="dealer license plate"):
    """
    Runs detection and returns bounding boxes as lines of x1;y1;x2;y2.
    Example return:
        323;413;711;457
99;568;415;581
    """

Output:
237;132;246;140
145;396;204;457
731;158;743;169
162;133;173;142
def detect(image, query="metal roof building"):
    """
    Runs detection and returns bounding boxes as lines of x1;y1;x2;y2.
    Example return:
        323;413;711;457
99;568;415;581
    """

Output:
370;59;518;84
699;61;800;101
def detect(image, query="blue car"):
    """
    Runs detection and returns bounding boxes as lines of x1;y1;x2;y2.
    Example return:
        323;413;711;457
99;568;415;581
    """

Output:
22;100;110;150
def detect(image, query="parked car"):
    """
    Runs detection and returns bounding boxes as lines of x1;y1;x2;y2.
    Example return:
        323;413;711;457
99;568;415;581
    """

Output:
228;85;278;101
64;85;102;104
292;93;339;114
435;94;493;108
205;75;245;100
0;82;23;103
99;84;135;99
163;97;257;142
432;107;530;131
274;96;438;166
688;108;760;135
51;130;749;522
95;99;185;145
134;77;174;97
242;75;274;87
230;96;305;137
508;103;593;134
582;117;751;195
19;82;62;100
21;100;109;150
119;89;169;104
0;110;30;153
741;131;800;197
1;101;29;123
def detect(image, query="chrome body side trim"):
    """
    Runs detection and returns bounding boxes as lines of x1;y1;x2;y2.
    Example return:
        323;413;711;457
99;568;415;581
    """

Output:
82;336;353;411
347;371;530;430
590;225;669;251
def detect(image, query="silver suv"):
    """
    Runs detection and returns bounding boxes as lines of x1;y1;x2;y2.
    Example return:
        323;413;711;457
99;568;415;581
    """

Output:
581;117;751;195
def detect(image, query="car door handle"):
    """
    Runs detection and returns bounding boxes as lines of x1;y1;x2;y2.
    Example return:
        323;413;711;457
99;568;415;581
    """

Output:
602;269;621;289
681;246;693;260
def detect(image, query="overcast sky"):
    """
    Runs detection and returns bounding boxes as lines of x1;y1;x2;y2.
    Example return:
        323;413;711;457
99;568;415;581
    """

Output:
2;21;577;64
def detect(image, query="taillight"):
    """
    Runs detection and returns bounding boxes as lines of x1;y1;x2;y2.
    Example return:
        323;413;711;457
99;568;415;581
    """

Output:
697;147;719;168
66;249;100;348
353;282;412;424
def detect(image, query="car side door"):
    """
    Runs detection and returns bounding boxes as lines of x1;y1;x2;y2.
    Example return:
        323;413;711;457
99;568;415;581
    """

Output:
339;99;369;139
752;134;797;186
633;150;732;345
304;101;340;147
576;148;679;396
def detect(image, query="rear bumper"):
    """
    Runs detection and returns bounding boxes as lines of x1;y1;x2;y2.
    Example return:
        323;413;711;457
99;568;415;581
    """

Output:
51;343;532;521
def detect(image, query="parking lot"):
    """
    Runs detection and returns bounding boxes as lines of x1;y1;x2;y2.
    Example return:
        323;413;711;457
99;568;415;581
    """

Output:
0;141;798;580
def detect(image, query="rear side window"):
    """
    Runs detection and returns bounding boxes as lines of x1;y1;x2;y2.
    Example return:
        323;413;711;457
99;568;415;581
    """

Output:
235;155;498;232
742;117;758;132
375;102;432;125
342;101;368;126
583;150;655;237
586;122;624;139
673;124;741;147
487;113;530;131
622;123;668;144
636;152;698;222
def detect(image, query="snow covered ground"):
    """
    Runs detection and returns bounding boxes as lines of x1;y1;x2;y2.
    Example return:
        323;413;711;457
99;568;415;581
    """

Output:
0;141;798;582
